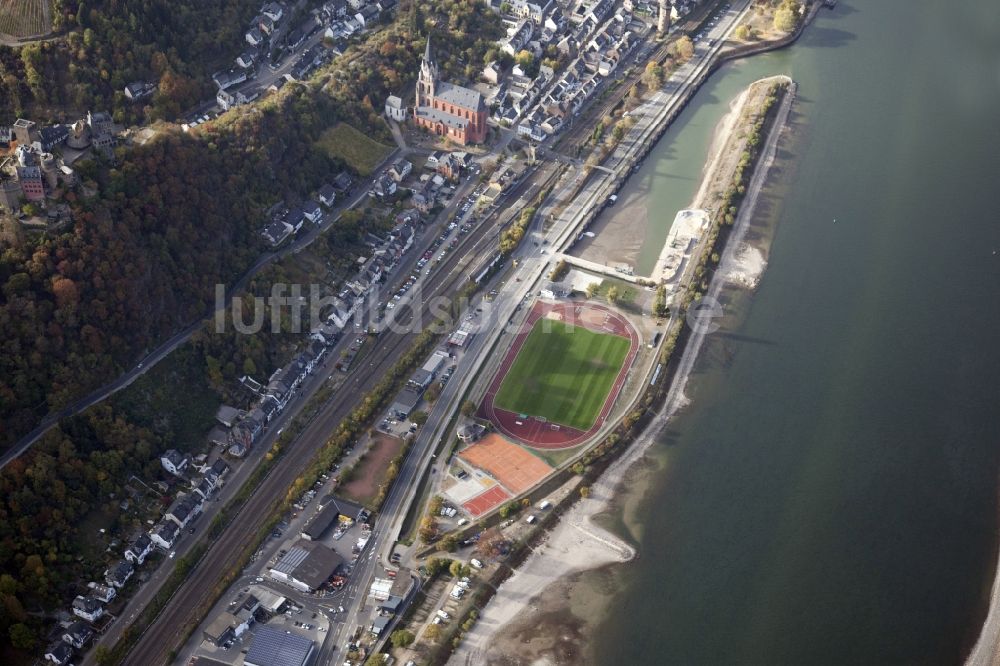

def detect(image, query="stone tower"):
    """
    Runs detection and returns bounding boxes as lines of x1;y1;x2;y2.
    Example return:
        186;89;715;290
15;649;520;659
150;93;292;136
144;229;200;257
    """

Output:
415;35;438;109
658;0;671;34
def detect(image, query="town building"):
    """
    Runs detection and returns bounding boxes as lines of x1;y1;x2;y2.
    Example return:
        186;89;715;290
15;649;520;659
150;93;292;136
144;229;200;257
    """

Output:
317;183;337;207
72;595;104;623
389;386;423;419
15;164;44;202
203;599;256;647
12;118;37;146
149;520;179;550
87;582;116;603
104;559;134;589
413;37;488;145
124;533;154;565
268;539;344;592
301;496;369;540
62;621;94;649
44;642;73;665
166;494;201;529
303;200;323;223
385;94;407;121
244;625;315;666
388;157;412;182
333;171;353;192
124;81;155;101
160;449;190;476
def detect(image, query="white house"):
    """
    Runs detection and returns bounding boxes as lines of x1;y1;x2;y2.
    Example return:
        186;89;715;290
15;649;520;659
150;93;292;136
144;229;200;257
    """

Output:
87;582;116;603
160;449;190;476
483;61;501;85
105;560;134;589
246;27;264;46
166;494;201;530
72;596;104;623
317;183;337;207
384;95;407;122
150;520;179;550
62;621;93;649
388;157;412;182
303;200;323;223
262;2;284;22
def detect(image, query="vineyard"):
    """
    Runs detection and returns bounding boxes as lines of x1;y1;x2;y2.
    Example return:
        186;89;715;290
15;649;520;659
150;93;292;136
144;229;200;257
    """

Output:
0;0;51;39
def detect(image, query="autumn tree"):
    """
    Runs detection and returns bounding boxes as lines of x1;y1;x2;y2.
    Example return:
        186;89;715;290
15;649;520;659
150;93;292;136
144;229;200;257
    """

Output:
642;61;664;90
673;36;695;61
419;516;440;543
390;629;415;648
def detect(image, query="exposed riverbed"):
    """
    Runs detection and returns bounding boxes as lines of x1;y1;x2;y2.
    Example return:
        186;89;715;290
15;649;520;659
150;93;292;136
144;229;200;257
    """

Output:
462;1;1000;664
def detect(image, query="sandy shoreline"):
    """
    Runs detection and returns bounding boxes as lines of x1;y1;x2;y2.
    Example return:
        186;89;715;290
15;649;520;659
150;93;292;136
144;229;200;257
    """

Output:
448;474;636;665
964;532;1000;666
573;85;750;277
450;80;794;666
572;176;650;271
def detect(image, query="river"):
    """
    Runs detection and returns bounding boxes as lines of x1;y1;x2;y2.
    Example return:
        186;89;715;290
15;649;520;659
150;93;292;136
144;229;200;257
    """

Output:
573;1;1000;664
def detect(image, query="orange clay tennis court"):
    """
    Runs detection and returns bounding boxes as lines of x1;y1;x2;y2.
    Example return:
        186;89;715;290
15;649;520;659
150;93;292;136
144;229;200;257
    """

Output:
458;434;554;495
462;485;511;517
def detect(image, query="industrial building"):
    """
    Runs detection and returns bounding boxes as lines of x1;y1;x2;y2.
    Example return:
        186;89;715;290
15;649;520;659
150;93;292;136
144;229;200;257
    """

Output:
301;496;368;541
268;540;344;592
389;386;424;419
244;625;315;666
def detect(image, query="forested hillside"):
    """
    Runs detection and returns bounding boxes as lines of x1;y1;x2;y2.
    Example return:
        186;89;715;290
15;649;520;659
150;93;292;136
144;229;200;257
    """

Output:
0;1;502;659
0;82;345;451
0;0;261;122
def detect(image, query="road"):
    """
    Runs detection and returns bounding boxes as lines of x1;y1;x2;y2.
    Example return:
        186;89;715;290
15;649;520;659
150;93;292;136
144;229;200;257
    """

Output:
80;163;483;665
327;1;757;660
1;2;383;468
114;155;555;665
106;2;754;661
154;2;755;662
0;144;408;470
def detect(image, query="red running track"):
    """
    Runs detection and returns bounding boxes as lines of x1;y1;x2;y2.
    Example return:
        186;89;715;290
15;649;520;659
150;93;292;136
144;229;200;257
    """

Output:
478;301;639;450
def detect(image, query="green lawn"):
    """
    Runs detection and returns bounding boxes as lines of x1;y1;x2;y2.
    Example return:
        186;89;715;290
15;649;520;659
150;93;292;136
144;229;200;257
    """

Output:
494;320;631;431
316;122;392;176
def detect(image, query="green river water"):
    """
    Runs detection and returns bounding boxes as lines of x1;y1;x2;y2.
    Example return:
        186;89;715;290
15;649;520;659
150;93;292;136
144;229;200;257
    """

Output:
585;1;1000;664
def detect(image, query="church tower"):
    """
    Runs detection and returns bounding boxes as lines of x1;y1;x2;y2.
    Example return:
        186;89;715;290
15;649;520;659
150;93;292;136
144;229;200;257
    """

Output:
658;0;671;34
416;35;438;109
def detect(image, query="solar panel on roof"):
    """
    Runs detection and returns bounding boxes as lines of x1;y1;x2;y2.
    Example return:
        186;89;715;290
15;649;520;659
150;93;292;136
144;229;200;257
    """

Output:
245;625;314;666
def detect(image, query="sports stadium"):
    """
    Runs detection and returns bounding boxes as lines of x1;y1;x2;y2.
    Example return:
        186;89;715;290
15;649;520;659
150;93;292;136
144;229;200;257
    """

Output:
478;301;639;449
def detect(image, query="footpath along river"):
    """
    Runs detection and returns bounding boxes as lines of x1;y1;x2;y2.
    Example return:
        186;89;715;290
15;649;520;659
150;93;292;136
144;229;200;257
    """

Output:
496;1;1000;664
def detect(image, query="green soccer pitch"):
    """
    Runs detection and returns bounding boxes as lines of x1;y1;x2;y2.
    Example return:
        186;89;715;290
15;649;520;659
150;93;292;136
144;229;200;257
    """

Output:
493;320;632;431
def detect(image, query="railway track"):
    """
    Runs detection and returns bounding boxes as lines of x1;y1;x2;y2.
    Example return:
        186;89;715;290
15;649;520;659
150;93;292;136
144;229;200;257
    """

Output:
121;159;556;666
118;9;731;661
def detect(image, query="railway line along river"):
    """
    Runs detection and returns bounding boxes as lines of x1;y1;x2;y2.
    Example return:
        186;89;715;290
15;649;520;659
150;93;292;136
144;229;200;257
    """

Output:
484;1;1000;664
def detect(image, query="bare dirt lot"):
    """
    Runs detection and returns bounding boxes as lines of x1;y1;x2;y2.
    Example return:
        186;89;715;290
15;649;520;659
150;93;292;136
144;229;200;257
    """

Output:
340;433;405;506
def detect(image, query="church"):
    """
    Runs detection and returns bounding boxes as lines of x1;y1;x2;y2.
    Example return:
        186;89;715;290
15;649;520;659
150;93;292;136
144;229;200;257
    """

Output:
413;37;488;145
